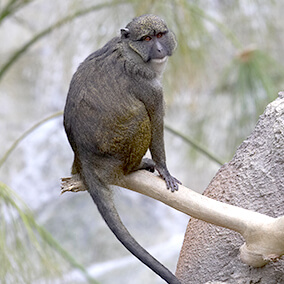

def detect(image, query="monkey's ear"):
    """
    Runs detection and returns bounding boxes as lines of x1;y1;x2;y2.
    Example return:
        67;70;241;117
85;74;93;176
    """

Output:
121;28;130;39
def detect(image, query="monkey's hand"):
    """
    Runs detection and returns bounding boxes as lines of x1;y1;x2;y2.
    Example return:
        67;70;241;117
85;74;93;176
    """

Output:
156;166;181;192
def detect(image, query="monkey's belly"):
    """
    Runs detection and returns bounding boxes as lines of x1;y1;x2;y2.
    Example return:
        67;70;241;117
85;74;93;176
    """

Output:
123;115;152;174
96;110;152;173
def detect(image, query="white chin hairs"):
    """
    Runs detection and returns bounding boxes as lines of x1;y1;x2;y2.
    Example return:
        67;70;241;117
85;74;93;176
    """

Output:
151;57;168;64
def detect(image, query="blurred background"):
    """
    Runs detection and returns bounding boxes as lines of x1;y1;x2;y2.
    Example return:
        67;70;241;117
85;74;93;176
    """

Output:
1;0;284;283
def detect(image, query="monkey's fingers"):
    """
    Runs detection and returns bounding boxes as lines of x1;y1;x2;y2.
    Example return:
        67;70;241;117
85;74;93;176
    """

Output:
162;173;181;192
155;166;181;191
166;176;181;192
174;176;182;185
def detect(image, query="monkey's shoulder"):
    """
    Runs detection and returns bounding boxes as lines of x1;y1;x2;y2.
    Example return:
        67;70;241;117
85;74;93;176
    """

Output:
84;37;121;62
80;39;157;81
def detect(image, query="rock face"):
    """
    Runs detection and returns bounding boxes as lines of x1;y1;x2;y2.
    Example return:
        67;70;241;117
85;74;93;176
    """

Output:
176;94;284;284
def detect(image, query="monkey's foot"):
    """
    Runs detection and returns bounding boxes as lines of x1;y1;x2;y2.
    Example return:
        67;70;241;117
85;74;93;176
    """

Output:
137;158;155;173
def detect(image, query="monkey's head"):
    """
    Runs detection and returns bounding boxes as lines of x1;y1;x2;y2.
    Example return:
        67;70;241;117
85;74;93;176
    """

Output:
121;14;177;69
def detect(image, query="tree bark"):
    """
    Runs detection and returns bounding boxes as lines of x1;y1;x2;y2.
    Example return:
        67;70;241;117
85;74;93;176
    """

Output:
176;93;284;283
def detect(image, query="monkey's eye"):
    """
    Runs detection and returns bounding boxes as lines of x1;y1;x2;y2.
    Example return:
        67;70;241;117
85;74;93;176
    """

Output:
156;32;164;38
142;35;152;42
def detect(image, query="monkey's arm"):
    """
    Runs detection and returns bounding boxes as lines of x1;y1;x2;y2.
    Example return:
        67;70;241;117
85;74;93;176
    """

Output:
142;88;180;191
150;117;180;191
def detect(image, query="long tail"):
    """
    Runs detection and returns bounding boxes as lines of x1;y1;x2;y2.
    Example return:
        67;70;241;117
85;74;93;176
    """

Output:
81;165;181;284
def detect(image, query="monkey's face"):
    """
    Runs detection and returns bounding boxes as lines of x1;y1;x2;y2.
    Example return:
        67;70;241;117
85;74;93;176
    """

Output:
121;14;177;65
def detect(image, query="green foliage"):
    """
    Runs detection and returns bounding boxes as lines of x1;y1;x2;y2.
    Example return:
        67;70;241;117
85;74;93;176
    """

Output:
0;182;60;282
213;46;284;147
165;125;224;166
0;0;34;22
0;182;98;283
0;112;63;169
0;0;129;80
1;1;284;282
218;46;282;109
0;181;98;283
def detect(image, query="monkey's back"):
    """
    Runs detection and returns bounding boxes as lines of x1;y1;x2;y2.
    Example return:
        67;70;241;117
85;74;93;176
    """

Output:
64;43;152;181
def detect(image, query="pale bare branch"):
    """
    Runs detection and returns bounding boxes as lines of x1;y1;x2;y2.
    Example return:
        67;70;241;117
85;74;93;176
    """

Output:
61;170;284;268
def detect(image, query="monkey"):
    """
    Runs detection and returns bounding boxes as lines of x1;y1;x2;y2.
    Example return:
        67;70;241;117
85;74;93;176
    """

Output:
63;14;181;284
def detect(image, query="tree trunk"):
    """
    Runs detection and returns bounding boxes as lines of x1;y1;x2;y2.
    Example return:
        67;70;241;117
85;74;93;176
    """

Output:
176;93;284;283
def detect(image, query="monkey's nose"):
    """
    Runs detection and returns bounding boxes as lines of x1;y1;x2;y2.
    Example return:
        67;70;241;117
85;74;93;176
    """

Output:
156;42;164;53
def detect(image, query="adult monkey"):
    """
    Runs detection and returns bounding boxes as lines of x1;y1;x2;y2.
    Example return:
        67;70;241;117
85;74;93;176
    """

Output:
64;14;181;283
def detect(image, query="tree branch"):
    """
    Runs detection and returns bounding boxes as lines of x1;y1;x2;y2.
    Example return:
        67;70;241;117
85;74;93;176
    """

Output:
61;169;284;268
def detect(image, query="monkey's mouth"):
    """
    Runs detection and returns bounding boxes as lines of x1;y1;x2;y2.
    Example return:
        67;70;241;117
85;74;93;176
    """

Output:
151;57;168;64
